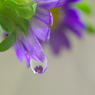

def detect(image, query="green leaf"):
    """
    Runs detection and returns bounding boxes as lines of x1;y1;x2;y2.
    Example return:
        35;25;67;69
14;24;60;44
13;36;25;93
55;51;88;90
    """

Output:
74;2;92;14
0;0;5;3
0;26;3;34
0;14;14;32
86;23;95;33
0;6;29;36
15;3;37;19
15;19;29;36
0;32;16;52
2;0;37;19
14;0;30;3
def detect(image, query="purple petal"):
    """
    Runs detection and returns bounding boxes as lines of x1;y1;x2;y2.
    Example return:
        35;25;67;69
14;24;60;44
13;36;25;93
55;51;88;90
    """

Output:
37;0;60;9
64;16;85;38
49;31;62;54
14;41;24;62
30;17;50;42
50;29;71;54
22;30;46;62
56;0;66;7
14;40;31;67
66;0;81;3
65;8;80;20
35;7;53;26
24;52;30;67
65;21;84;38
63;33;71;48
63;9;85;37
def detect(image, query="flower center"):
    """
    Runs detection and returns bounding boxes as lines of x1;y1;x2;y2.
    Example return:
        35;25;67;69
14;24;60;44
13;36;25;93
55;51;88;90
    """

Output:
50;7;63;31
36;69;42;73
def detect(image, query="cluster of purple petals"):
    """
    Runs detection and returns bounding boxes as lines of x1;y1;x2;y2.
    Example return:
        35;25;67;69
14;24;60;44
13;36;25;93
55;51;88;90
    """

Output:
34;65;43;73
14;0;66;67
49;0;86;54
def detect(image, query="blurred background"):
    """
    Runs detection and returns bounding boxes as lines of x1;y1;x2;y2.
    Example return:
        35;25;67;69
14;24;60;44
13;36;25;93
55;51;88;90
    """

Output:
0;0;95;95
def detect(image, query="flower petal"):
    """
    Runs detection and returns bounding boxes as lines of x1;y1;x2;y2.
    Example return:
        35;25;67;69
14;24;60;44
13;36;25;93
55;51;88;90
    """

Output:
64;9;85;37
14;40;24;63
56;0;66;7
22;30;46;62
14;40;31;67
35;7;53;26
30;17;50;42
67;0;81;3
24;52;30;67
66;22;84;38
37;0;59;9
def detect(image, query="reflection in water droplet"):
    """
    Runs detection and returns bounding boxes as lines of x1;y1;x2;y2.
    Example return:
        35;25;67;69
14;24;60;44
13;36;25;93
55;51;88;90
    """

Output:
30;58;48;75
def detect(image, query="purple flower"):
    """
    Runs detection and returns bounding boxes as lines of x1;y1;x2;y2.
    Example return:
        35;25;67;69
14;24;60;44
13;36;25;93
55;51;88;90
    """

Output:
31;58;48;74
49;0;86;54
34;66;43;73
14;0;66;74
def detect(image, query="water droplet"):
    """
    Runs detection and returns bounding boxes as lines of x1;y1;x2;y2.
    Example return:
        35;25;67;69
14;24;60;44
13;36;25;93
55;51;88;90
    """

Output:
30;58;48;75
